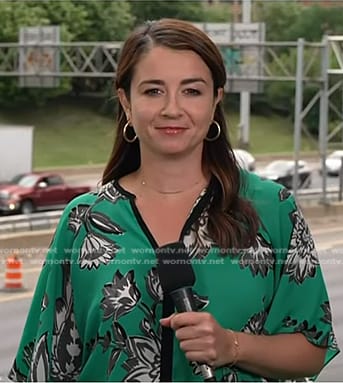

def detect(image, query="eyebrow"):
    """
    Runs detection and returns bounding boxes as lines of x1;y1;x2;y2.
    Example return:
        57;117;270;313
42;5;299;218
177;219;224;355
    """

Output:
138;78;208;87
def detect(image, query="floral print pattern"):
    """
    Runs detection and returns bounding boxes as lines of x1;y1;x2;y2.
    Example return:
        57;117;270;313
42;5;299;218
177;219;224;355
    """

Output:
242;310;269;335
283;209;319;285
8;342;35;382
145;267;163;316
97;267;162;380
184;207;213;259
10;262;83;382
50;263;83;381
29;333;49;382
238;235;275;277
279;188;291;201
68;204;89;235
101;270;141;320
79;232;120;269
68;201;125;270
8;177;339;382
222;369;239;381
98;182;127;203
122;319;161;382
8;361;27;382
282;315;325;347
320;302;339;350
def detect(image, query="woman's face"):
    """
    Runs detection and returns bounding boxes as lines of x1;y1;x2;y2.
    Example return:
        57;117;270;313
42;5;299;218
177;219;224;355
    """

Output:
118;46;223;159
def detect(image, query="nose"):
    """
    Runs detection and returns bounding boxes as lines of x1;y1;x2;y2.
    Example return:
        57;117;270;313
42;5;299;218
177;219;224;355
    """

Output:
161;93;182;117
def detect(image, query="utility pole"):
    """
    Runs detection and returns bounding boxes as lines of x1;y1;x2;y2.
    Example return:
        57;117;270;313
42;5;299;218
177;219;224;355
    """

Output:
239;0;252;149
232;0;241;23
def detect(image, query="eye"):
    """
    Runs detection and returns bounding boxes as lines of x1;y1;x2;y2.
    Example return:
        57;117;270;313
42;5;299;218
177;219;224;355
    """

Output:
184;88;201;96
144;88;163;96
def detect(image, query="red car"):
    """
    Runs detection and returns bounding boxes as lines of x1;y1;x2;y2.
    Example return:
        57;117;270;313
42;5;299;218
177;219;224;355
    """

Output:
0;172;91;214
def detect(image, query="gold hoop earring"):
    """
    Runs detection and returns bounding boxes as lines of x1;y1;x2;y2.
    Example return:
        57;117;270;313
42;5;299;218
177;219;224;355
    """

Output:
205;120;221;142
123;122;137;143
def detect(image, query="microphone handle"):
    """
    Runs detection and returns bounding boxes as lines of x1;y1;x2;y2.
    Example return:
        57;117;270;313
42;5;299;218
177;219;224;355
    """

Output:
170;287;197;312
170;287;217;382
200;364;216;382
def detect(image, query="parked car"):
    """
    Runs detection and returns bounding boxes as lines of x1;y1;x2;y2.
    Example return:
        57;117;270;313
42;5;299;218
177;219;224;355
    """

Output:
256;160;312;189
0;173;26;186
233;149;256;171
0;172;91;214
323;150;343;176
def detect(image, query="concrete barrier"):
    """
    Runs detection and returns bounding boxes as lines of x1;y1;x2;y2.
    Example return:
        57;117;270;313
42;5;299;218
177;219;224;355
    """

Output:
300;200;343;220
0;190;342;235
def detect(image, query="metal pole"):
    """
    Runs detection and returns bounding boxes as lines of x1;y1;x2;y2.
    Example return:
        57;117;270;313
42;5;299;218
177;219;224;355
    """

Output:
292;38;304;198
319;35;330;205
239;0;251;149
233;0;240;23
339;157;343;201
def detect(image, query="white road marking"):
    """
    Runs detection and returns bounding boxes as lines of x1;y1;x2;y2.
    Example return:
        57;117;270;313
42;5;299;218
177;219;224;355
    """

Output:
0;229;54;241
0;290;33;303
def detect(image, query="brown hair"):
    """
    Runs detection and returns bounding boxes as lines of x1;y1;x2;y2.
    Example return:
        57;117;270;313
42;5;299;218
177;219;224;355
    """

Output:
102;18;259;252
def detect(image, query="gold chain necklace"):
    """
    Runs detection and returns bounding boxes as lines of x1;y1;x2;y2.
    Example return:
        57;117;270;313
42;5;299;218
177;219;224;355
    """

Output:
140;179;204;195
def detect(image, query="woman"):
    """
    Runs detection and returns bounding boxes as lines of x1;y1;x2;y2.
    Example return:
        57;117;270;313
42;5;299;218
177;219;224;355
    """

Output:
9;18;339;382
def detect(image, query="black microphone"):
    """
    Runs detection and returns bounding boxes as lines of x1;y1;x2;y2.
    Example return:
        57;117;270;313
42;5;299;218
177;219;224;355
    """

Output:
156;242;216;382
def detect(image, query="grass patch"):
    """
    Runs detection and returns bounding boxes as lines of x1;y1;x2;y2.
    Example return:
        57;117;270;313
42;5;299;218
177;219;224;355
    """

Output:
0;98;318;168
227;113;318;154
0;98;116;168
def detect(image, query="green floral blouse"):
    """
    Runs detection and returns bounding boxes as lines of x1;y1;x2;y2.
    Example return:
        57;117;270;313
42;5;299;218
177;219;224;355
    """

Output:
9;172;339;382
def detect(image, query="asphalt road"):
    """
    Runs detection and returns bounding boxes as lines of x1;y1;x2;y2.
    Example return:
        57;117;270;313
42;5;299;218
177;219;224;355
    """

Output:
62;162;341;190
0;215;342;382
313;226;343;381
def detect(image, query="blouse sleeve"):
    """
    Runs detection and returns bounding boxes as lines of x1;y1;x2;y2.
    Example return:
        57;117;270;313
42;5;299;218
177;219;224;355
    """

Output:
263;192;340;379
8;201;84;382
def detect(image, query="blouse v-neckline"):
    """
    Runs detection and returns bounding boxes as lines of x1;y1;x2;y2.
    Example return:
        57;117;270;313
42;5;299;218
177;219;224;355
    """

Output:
113;178;214;249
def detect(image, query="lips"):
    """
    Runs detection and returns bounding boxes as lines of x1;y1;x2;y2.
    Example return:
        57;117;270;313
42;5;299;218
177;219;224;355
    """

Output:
156;126;186;133
157;127;186;134
156;126;185;130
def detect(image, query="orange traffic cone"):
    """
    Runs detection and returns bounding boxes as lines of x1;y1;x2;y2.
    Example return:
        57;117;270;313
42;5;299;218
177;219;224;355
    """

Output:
4;254;24;291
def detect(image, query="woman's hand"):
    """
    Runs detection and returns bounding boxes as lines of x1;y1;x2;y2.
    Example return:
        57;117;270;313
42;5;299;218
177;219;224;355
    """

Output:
160;312;236;368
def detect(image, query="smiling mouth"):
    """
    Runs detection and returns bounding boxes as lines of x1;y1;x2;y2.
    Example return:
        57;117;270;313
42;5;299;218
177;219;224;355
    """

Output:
157;126;186;130
157;127;186;134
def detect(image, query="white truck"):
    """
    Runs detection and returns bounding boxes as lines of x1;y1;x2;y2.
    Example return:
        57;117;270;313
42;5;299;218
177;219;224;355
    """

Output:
0;124;34;182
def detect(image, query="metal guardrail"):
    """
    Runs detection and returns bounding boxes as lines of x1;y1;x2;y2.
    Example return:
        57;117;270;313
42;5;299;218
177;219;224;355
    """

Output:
0;187;340;235
295;186;340;200
0;211;62;235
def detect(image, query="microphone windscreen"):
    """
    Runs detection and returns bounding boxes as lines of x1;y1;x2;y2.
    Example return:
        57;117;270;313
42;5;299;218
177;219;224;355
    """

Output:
156;242;195;294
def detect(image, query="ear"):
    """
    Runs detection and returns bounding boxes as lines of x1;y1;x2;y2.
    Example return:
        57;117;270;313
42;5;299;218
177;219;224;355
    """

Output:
117;88;131;120
215;87;224;106
211;87;224;119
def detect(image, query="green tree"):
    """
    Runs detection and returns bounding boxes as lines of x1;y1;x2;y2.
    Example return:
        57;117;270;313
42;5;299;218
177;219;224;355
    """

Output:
33;0;89;41
0;0;134;42
288;5;343;42
255;2;343;42
0;0;133;107
254;1;301;42
73;0;134;41
0;1;49;42
0;1;55;107
129;0;205;25
202;3;232;22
